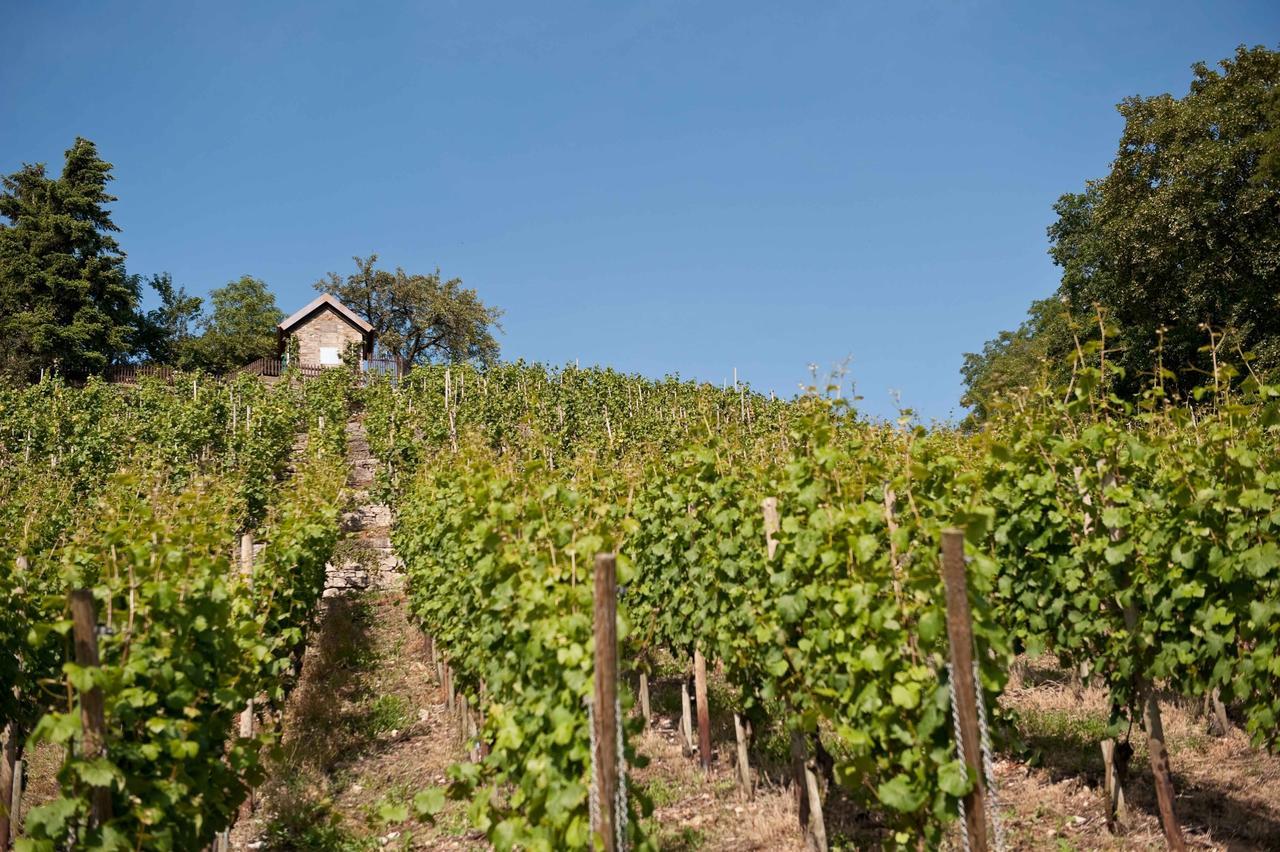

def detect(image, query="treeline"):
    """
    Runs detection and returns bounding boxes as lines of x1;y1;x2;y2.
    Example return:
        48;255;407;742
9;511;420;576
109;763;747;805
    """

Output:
0;139;285;381
961;45;1280;421
0;138;502;385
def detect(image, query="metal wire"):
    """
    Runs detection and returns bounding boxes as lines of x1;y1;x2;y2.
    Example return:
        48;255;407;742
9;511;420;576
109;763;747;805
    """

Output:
615;692;629;852
585;694;630;851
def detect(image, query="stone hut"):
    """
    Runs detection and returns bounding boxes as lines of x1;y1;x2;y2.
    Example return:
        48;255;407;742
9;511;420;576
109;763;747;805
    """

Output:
278;294;376;367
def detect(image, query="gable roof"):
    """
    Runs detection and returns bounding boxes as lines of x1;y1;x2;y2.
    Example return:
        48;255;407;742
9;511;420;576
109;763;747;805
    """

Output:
278;293;374;336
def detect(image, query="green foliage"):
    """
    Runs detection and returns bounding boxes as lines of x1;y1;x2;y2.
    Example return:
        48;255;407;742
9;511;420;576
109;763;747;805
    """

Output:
979;370;1280;747
0;138;142;381
370;365;1007;848
963;45;1280;416
1;372;352;849
316;254;502;371
133;273;203;366
959;297;1080;423
184;275;285;373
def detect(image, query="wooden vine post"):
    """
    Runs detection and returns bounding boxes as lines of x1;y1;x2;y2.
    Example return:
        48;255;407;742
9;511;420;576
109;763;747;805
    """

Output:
693;648;712;772
1100;739;1130;833
237;531;257;825
939;530;988;852
638;671;651;727
679;679;694;756
69;589;112;828
1;722;20;849
2;549;24;850
592;553;620;852
1143;692;1185;850
764;497;826;849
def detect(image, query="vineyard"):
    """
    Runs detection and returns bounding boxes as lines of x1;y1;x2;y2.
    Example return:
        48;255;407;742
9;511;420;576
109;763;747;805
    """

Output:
2;357;1280;850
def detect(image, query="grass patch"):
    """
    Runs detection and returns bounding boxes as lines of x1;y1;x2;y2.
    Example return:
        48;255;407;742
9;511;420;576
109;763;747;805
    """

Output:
260;777;375;852
362;693;411;737
641;819;706;851
1014;706;1113;779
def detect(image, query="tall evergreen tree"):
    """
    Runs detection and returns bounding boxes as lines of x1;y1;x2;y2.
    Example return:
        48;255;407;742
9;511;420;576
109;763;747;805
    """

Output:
0;138;141;381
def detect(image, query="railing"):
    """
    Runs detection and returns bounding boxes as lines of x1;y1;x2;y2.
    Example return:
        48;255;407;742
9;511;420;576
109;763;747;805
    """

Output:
239;358;328;378
102;364;176;384
105;358;398;385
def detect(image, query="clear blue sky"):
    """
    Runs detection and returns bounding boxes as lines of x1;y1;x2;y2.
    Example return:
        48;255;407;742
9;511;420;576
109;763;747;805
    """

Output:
2;2;1276;420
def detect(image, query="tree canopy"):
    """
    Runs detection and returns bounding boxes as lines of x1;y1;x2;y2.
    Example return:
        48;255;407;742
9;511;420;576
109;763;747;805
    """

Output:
0;138;142;381
316;254;501;373
184;276;283;373
962;44;1280;415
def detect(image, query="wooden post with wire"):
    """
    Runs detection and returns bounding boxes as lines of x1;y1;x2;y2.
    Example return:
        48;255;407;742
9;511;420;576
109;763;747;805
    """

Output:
940;530;989;852
238;532;257;825
69;589;112;829
592;553;620;852
693;649;712;772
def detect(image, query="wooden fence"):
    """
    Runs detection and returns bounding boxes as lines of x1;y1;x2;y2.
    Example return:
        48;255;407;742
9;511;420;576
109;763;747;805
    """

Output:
103;358;403;385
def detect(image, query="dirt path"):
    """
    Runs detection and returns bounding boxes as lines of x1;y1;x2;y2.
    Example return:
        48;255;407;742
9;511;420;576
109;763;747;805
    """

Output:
232;418;481;850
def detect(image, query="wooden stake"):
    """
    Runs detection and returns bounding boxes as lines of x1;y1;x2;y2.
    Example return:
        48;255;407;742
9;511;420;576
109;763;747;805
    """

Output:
693;649;712;772
638;672;651;726
69;589;112;828
789;730;811;832
733;713;753;799
1;723;18;849
238;532;257;821
592;553;620;852
1101;738;1130;832
1207;688;1231;737
803;742;828;852
8;757;22;844
940;530;988;852
240;531;254;574
1144;694;1186;850
762;497;780;559
680;678;694;757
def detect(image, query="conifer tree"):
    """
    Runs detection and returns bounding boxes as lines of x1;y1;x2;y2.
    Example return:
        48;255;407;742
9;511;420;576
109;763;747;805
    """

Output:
0;138;141;381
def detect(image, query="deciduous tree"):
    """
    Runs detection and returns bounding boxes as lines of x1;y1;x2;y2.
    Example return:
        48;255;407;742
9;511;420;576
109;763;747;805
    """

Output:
962;45;1280;414
316;254;501;374
185;276;283;373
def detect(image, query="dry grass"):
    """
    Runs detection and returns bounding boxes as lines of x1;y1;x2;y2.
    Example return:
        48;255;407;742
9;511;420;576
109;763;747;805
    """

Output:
232;590;481;850
632;720;805;851
995;657;1280;851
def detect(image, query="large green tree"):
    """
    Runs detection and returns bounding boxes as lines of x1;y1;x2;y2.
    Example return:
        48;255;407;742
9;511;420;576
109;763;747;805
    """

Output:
0;138;142;381
316;254;502;373
184;276;283;373
963;45;1280;412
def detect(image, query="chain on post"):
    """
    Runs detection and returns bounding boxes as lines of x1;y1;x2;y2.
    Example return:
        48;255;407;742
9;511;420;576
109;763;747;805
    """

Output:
585;696;601;840
947;663;972;852
615;692;628;852
973;659;1005;852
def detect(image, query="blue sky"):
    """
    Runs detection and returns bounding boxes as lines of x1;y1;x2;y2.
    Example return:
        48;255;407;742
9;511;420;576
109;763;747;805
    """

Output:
2;2;1276;420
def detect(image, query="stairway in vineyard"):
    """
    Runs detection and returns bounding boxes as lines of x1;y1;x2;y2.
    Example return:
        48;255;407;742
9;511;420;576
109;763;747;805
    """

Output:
323;418;400;598
230;416;483;850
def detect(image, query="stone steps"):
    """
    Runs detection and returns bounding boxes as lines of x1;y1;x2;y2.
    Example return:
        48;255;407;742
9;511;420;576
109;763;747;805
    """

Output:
323;418;403;598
